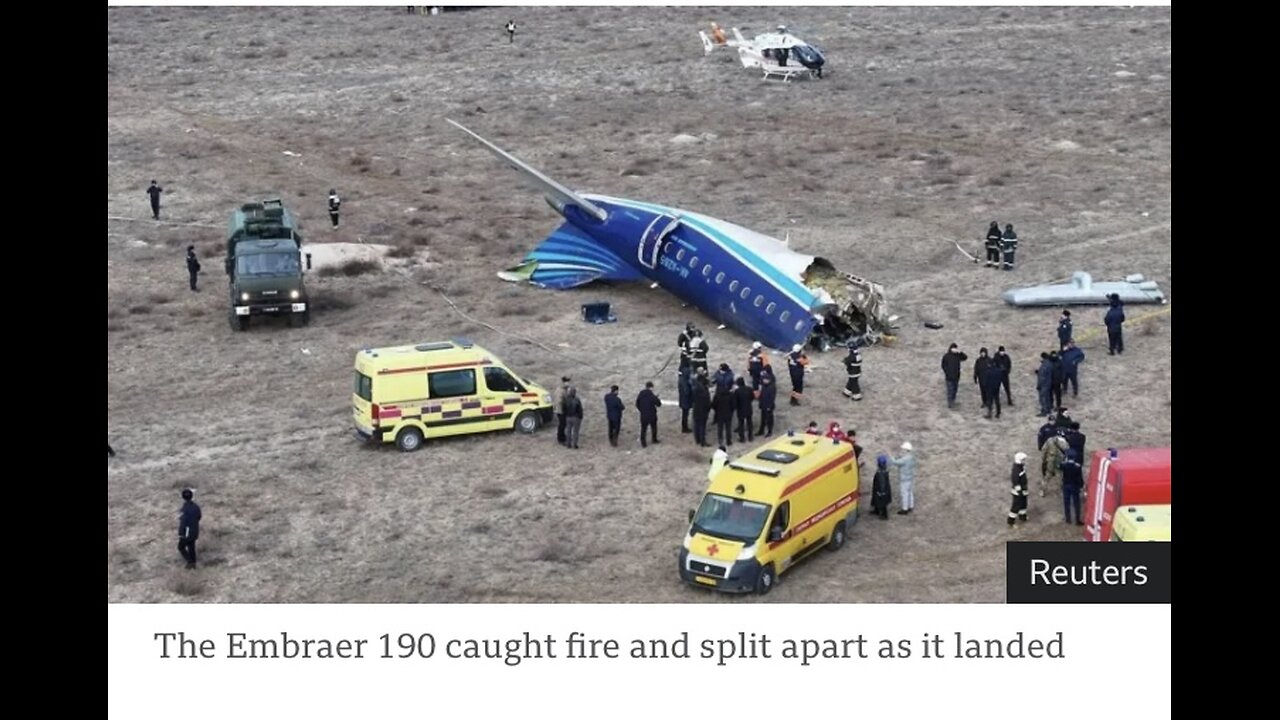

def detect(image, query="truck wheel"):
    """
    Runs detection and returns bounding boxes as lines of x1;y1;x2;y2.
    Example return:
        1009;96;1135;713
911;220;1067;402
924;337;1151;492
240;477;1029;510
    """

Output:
755;564;776;595
230;314;249;331
827;520;847;552
514;410;539;434
395;427;424;452
288;311;309;328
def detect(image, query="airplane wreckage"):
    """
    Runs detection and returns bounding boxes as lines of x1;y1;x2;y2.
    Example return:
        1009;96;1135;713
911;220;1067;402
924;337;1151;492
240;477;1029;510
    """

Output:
1002;272;1166;307
447;120;894;351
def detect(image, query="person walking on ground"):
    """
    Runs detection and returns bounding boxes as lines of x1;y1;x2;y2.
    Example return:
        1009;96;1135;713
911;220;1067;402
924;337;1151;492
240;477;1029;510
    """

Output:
1035;353;1055;417
1105;293;1126;355
692;373;712;447
842;342;864;401
604;385;624;447
890;442;917;515
733;377;755;443
147;180;164;220
562;387;583;449
635;381;662;447
712;383;735;448
994;346;1014;405
185;245;201;292
871;455;893;519
1040;434;1068;498
755;370;776;437
973;347;992;406
555;376;572;445
1059;341;1085;398
786;344;809;406
327;189;341;228
177;489;202;569
1008;452;1029;526
1000;223;1018;270
941;343;968;409
980;355;1004;419
1061;449;1085;525
505;19;517;43
1057;310;1073;350
984;221;1003;268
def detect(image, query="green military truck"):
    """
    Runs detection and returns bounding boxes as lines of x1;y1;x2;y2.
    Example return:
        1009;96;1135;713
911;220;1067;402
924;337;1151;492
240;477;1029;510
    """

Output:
226;199;313;331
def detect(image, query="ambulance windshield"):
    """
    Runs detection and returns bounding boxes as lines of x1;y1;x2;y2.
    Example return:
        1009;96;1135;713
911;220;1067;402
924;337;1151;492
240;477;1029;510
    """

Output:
691;494;770;544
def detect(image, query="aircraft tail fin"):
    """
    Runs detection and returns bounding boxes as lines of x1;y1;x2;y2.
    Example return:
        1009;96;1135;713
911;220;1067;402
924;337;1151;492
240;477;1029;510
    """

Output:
447;119;608;223
499;221;642;289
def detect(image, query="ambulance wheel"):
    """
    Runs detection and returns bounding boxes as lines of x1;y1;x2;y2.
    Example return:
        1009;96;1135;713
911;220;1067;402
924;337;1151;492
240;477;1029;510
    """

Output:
395;427;424;452
827;520;847;552
514;410;538;434
755;565;776;595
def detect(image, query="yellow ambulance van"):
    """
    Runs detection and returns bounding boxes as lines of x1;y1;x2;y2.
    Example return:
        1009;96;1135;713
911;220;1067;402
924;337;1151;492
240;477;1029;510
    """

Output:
352;340;554;451
1108;504;1171;541
679;432;860;594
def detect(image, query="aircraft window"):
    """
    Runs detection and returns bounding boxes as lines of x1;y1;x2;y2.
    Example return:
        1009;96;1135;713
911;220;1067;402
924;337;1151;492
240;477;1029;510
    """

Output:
740;287;751;300
663;242;673;255
766;302;777;315
676;248;686;261
729;280;739;292
780;310;791;322
715;272;725;284
689;256;699;269
794;320;806;332
754;295;764;308
702;265;713;277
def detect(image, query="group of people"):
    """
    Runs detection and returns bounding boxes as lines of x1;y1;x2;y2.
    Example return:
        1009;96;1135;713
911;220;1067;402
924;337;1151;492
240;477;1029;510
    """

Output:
940;343;1012;416
983;221;1019;271
1006;408;1090;527
557;377;664;450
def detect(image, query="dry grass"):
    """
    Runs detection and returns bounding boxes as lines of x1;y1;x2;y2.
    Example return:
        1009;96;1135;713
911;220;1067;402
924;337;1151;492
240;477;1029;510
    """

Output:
108;5;1171;603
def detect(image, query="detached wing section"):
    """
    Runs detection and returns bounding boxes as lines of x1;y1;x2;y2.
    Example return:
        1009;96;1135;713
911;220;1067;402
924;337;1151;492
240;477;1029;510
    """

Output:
447;119;608;223
498;222;643;289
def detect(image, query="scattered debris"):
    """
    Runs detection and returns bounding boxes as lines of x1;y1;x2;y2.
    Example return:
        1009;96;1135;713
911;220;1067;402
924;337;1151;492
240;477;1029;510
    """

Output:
1002;271;1166;306
282;150;301;157
670;134;701;144
924;322;944;329
581;302;617;324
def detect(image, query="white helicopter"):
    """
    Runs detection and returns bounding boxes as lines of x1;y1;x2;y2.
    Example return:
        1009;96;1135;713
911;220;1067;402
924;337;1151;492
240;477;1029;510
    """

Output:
699;23;827;82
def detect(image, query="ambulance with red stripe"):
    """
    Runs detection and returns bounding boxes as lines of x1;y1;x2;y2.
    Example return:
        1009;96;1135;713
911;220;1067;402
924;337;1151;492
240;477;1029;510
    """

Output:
352;340;554;452
680;432;859;594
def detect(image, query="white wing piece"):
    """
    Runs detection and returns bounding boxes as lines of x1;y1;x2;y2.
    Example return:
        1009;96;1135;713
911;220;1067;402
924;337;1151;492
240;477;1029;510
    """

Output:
447;119;608;223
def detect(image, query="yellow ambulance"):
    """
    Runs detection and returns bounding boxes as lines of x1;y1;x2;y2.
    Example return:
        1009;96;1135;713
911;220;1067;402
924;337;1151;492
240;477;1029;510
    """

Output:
1108;504;1171;541
679;432;860;594
352;339;554;451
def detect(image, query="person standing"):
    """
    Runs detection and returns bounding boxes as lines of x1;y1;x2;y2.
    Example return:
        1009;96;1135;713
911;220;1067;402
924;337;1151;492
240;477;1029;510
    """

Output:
185;245;201;292
747;341;766;391
786;344;809;406
980;356;1004;419
677;367;693;434
1061;449;1084;525
984;221;1003;268
604;385;624;448
973;347;992;406
1059;341;1085;398
1035;353;1055;416
941;343;968;409
755;370;776;437
871;455;892;519
1008;452;1029;526
692;373;712;447
690;331;709;375
1040;434;1068;498
712;383;735;448
635;381;662;447
505;19;517;43
713;363;735;395
890;442;917;515
733;377;755;443
842;342;864;401
327;189;341;229
993;346;1014;405
1049;351;1065;412
555;376;572;445
678;323;696;372
177;489;202;569
1000;223;1018;270
1064;422;1087;466
709;445;729;480
146;180;164;220
1104;294;1126;355
1057;310;1073;350
563;388;583;449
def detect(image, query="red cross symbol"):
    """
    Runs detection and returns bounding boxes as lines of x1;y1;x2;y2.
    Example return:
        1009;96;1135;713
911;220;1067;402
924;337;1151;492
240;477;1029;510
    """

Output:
707;543;720;557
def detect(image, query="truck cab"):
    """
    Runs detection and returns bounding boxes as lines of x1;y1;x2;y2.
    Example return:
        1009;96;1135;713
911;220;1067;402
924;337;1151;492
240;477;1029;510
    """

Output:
226;199;312;331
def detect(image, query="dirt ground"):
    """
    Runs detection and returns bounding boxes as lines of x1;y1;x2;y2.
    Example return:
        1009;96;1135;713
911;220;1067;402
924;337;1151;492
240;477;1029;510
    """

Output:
107;6;1172;602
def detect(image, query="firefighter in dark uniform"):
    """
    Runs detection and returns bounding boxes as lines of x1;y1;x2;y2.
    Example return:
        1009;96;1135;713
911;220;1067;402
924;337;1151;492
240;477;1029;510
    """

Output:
1000;223;1018;271
690;331;709;375
842;343;863;401
747;341;766;391
984;221;1002;268
756;370;776;437
994;346;1014;405
692;371;712;447
787;344;809;406
1008;453;1029;526
678;323;696;371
